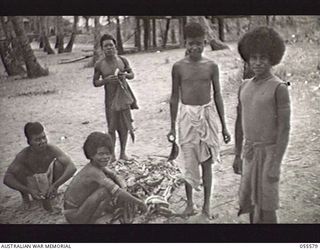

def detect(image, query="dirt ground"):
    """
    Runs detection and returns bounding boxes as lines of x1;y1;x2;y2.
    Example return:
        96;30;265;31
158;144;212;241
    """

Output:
0;41;319;224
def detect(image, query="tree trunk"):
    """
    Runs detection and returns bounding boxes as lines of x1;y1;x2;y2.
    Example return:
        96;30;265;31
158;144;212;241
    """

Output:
86;16;101;67
218;17;225;42
143;17;150;50
64;16;78;52
162;18;171;48
171;26;176;44
56;16;64;53
40;16;55;54
10;16;48;78
152;18;157;47
116;16;124;55
178;17;184;47
187;16;229;51
0;17;26;76
135;17;141;51
84;16;90;32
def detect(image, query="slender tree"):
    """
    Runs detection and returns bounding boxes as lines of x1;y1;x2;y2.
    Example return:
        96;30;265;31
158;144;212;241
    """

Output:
10;16;48;78
135;17;141;51
55;16;64;53
40;16;55;54
83;16;91;32
64;16;78;52
115;16;124;55
86;16;101;67
162;18;171;48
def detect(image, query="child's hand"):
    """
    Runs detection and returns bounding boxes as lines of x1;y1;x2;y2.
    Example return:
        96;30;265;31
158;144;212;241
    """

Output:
104;75;119;84
222;128;231;144
232;156;242;175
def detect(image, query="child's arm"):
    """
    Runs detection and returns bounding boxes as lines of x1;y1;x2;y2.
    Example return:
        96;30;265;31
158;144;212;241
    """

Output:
102;167;126;189
211;63;230;143
269;83;291;181
233;97;243;174
119;57;134;80
93;63;106;87
167;63;180;141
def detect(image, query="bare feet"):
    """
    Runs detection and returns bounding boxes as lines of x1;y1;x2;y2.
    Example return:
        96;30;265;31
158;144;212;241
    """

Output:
182;203;196;216
119;154;132;161
202;208;216;220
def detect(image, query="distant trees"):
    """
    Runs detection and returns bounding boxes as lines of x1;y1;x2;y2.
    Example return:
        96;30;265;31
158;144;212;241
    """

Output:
9;16;48;78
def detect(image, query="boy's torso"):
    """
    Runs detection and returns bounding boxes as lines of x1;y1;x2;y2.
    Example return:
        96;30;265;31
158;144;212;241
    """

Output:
240;75;282;142
97;56;126;79
64;164;113;205
176;57;215;105
13;145;58;176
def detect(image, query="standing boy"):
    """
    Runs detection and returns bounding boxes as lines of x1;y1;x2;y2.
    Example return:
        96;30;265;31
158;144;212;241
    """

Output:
93;34;138;161
233;26;290;223
63;132;147;224
167;22;231;219
3;122;76;210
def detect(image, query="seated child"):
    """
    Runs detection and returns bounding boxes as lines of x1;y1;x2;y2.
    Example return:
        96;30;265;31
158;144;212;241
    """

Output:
3;122;77;211
63;132;147;224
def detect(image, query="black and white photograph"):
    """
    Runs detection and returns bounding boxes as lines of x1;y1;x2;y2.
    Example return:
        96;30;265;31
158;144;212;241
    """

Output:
0;14;319;233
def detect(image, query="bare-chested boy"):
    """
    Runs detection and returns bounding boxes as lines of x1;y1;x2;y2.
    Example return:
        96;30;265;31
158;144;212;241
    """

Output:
167;22;231;219
3;122;76;211
93;33;137;161
233;27;290;223
63;132;147;224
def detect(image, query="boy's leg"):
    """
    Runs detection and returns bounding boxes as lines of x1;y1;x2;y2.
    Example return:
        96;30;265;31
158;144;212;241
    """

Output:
64;187;111;224
15;174;32;209
118;128;129;160
183;181;195;215
201;158;212;218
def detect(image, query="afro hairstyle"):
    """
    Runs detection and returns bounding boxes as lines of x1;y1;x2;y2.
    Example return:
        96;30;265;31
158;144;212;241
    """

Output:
238;26;285;66
100;33;117;47
24;122;44;144
184;22;206;39
83;132;114;160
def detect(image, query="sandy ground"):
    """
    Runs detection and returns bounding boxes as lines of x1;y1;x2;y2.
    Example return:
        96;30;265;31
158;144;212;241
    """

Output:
0;41;319;224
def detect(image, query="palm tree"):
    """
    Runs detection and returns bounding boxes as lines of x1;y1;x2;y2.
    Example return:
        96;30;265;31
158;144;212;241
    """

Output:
55;16;64;53
0;16;26;76
64;16;78;52
10;16;48;78
86;16;101;67
40;16;55;54
115;16;124;54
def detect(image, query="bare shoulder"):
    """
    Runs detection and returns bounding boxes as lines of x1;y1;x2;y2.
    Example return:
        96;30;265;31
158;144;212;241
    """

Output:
173;58;185;68
94;58;104;70
46;144;67;157
202;57;218;68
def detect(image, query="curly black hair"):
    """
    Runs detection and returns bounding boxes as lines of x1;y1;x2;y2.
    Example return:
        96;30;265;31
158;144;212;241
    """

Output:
83;132;114;160
184;22;205;38
238;26;285;66
100;33;117;47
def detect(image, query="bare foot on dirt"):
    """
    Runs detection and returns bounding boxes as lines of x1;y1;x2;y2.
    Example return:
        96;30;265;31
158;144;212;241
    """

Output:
119;154;132;161
187;213;211;224
182;204;197;216
202;208;216;220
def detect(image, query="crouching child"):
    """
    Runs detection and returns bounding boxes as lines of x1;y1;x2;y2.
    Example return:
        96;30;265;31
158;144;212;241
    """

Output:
63;132;147;224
